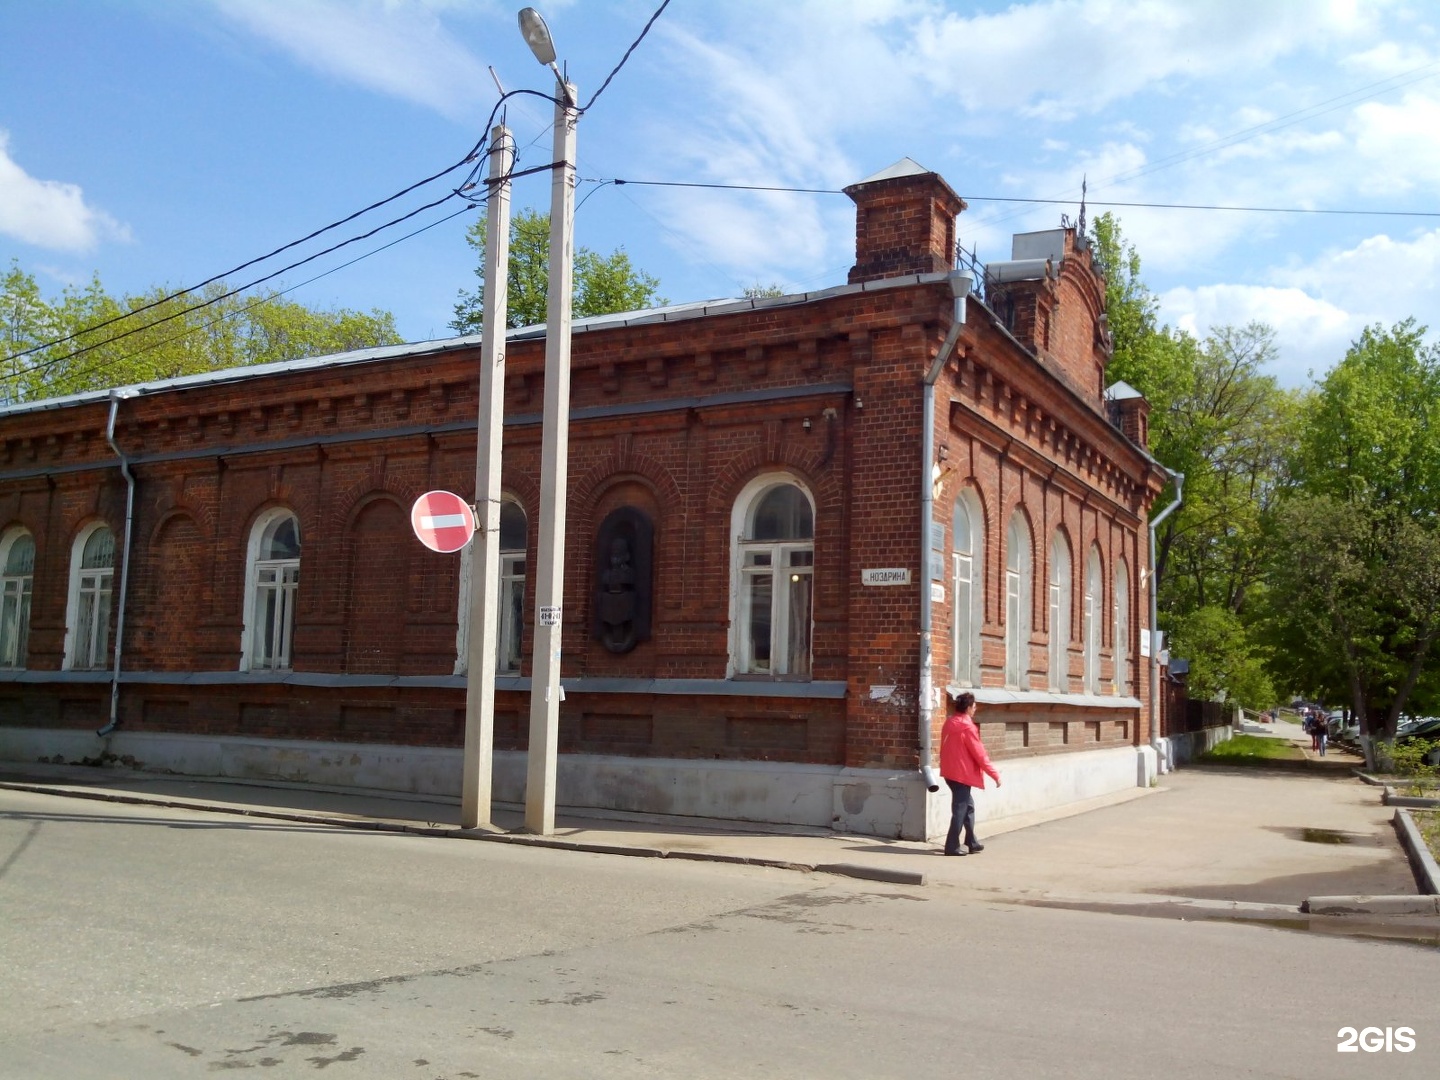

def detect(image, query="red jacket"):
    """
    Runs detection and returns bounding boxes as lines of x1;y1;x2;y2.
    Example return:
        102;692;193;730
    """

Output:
940;712;1000;789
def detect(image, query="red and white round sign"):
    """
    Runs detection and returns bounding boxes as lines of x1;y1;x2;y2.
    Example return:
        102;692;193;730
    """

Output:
410;490;476;553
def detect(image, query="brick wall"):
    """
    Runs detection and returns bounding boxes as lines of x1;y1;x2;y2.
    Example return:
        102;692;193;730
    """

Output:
0;166;1166;772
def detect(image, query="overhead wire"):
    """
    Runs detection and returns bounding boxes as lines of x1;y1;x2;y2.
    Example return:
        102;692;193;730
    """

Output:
1;0;677;391
580;0;671;114
1;158;568;387
596;177;1440;217
49;202;485;393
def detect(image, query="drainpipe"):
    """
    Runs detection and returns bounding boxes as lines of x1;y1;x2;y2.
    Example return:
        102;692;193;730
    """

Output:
1147;469;1183;773
918;272;973;793
98;388;139;737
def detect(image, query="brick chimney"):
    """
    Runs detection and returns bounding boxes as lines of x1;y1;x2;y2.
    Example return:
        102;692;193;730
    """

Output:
844;159;966;284
1106;381;1150;448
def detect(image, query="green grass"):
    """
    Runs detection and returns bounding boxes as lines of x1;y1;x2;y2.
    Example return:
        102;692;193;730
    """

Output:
1197;733;1307;765
1416;811;1440;864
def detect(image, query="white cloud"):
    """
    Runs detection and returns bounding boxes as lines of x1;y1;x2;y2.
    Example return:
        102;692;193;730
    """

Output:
208;0;491;120
1160;227;1440;384
910;0;1366;116
0;132;130;252
1350;91;1440;193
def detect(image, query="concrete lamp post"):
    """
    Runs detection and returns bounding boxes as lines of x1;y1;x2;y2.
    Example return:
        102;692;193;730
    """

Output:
518;6;577;835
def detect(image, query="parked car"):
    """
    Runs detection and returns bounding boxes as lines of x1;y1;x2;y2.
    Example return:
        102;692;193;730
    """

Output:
1326;711;1359;742
1395;717;1440;766
1397;715;1433;736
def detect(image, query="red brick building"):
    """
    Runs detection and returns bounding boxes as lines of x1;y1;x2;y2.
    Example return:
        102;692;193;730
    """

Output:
0;160;1167;839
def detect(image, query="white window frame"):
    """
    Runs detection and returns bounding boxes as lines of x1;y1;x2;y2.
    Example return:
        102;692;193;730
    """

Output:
455;498;527;676
242;508;300;672
1114;556;1130;696
1048;531;1071;692
729;474;815;679
1084;545;1103;694
63;522;114;670
951;490;984;686
1004;511;1032;690
0;528;35;670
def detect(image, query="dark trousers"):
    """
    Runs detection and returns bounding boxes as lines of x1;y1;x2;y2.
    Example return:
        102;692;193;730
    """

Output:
944;779;977;854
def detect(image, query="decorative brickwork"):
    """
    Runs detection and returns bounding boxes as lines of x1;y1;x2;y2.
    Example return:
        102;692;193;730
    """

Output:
0;160;1166;805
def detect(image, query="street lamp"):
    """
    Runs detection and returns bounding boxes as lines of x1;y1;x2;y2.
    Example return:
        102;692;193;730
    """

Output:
519;6;577;835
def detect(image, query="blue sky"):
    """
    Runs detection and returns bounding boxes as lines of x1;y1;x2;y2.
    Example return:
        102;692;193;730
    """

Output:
2;0;1438;387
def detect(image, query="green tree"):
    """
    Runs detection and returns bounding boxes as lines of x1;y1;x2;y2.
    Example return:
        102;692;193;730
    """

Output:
0;261;401;403
1294;319;1440;514
1168;604;1274;707
743;283;786;299
1268;320;1440;742
1088;217;1299;709
1267;493;1440;740
451;208;663;332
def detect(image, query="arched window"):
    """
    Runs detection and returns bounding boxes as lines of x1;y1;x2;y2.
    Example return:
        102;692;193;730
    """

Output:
243;510;300;671
456;498;527;675
65;523;114;670
1004;511;1032;689
0;529;35;669
951;490;984;686
1084;544;1103;694
732;477;814;678
1048;531;1071;692
1114;556;1131;696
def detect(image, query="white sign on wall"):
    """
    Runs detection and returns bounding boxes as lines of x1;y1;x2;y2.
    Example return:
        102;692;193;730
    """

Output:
861;568;911;586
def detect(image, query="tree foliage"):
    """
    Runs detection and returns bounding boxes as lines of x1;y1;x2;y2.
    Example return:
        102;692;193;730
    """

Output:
1;260;401;404
1267;322;1440;737
451;208;663;333
1089;214;1298;708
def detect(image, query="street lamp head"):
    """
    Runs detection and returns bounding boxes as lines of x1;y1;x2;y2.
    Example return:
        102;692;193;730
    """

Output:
517;7;557;66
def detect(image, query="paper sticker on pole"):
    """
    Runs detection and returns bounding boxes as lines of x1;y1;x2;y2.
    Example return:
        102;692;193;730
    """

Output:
411;490;476;553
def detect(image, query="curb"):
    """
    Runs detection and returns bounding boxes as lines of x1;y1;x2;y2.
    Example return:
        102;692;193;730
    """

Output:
1393;807;1440;895
1304;894;1440;916
0;780;925;888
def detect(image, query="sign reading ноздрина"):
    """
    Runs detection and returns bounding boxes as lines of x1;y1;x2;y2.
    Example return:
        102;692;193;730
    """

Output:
861;568;911;586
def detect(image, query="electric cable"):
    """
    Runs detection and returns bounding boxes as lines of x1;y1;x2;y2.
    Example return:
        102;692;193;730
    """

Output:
48;203;484;393
580;0;672;114
597;177;1440;217
2;156;479;366
2;159;565;387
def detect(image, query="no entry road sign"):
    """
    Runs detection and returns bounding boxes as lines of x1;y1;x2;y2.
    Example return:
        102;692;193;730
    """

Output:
410;490;476;553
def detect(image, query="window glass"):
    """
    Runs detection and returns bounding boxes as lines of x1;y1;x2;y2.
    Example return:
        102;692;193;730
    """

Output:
4;535;34;575
750;485;813;541
261;516;300;560
734;480;814;678
81;527;115;570
247;512;300;671
0;532;34;669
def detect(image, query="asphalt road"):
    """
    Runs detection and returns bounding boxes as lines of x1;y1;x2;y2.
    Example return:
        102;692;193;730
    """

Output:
2;787;1436;1079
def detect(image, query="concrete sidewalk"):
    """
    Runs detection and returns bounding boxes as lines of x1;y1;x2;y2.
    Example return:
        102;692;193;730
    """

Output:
1;720;1432;926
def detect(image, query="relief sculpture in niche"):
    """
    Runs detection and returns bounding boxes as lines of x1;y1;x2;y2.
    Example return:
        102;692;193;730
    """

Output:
592;507;653;654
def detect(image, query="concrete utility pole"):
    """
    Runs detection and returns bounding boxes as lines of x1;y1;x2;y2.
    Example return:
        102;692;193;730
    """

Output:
461;123;515;830
519;7;576;836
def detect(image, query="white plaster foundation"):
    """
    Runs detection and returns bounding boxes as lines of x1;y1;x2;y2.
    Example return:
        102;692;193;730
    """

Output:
0;727;1165;841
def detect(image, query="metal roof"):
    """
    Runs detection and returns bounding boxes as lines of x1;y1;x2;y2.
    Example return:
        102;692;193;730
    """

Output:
0;270;959;418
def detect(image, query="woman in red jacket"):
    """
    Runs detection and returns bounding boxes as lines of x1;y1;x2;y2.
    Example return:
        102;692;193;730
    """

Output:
940;690;1001;856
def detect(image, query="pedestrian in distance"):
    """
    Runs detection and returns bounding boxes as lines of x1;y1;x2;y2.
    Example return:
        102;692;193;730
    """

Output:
1316;712;1328;757
940;689;1001;856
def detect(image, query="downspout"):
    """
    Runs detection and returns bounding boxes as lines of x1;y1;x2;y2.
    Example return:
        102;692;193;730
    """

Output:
98;388;139;737
918;271;973;793
1147;469;1183;773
